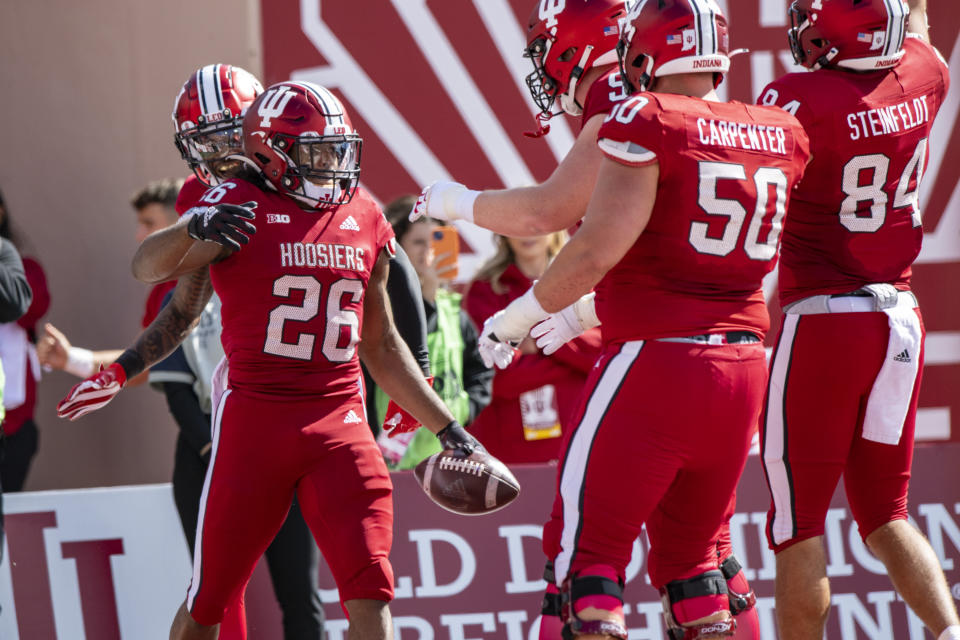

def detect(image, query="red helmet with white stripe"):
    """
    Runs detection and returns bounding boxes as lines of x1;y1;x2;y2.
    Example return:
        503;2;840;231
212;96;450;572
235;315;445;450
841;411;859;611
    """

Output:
617;0;730;94
172;64;263;186
788;0;908;71
524;0;626;118
243;81;362;209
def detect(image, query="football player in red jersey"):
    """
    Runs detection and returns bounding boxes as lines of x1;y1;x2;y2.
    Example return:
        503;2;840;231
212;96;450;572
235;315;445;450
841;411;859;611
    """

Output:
413;0;762;637
156;64;331;640
756;2;960;639
59;64;433;638
58;80;478;640
465;0;810;637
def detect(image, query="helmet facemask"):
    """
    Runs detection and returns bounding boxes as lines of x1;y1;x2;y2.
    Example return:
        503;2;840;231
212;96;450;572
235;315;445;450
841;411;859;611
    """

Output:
787;2;809;65
524;35;562;116
271;133;362;209
787;1;839;70
175;117;245;186
616;14;652;94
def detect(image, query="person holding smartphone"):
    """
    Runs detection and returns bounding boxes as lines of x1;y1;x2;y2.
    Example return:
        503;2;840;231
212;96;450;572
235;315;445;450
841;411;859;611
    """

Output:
376;196;492;469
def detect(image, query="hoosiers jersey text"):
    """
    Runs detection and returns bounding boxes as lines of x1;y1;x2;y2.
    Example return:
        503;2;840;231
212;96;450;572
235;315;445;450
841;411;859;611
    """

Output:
193;180;394;398
758;36;949;305
595;93;810;342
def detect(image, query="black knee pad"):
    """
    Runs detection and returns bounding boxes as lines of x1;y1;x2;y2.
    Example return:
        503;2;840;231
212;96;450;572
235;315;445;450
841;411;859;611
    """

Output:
660;570;735;640
559;571;628;639
720;555;756;615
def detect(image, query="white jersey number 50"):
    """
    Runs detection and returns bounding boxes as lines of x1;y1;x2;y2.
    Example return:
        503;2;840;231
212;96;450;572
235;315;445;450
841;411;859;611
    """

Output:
689;161;788;261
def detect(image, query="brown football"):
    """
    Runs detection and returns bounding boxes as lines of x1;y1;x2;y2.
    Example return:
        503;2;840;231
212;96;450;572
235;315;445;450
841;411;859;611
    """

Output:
414;448;521;515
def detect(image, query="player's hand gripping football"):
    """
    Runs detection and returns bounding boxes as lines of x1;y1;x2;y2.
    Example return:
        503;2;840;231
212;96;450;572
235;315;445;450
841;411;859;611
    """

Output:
530;291;600;355
436;421;482;457
187;201;258;251
479;287;550;369
57;363;128;421
409;182;477;223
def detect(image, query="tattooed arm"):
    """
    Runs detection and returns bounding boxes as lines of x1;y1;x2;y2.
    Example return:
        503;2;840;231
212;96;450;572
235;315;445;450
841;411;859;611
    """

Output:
57;265;220;421
57;267;214;420
115;268;214;379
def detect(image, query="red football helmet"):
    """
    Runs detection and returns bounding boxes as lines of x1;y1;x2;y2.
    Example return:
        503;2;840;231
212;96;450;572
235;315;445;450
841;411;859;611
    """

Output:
243;81;361;209
617;0;730;94
788;0;908;71
172;64;263;186
524;0;626;119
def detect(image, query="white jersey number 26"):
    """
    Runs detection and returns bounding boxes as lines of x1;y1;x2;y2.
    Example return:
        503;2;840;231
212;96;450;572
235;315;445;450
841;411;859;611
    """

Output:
263;275;363;362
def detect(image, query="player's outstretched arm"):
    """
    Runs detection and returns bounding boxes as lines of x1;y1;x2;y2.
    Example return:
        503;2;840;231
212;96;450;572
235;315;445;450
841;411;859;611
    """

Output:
412;115;607;237
479;158;658;369
56;268;213;420
359;250;457;435
37;323;124;377
131;202;255;284
907;0;929;41
131;217;199;284
532;158;659;312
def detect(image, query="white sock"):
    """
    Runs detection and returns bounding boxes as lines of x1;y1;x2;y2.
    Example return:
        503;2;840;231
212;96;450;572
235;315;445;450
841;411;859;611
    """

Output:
939;625;960;640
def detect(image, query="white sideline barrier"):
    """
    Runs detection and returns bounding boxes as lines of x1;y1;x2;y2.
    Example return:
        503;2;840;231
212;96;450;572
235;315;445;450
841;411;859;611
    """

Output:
0;484;190;640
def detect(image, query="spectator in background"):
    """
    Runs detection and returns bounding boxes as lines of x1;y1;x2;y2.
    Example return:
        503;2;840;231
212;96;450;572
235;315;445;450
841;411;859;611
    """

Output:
376;196;492;469
0;188;49;492
37;178;183;384
0;217;33;573
464;232;600;464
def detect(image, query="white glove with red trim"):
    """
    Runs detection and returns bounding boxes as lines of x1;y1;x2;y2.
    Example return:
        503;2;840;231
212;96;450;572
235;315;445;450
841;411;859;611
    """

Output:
57;363;127;421
530;292;600;355
409;182;480;223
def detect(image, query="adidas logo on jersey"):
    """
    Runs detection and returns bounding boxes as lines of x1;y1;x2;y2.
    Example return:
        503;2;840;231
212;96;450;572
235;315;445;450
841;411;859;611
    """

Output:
339;216;360;231
343;410;363;424
893;349;911;363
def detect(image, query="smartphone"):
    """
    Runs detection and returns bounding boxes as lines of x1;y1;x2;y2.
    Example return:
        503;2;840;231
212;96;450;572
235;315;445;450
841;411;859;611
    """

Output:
430;225;460;280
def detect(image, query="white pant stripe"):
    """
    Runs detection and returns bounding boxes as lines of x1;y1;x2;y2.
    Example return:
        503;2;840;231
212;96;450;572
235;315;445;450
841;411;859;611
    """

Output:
763;315;799;546
186;387;231;611
554;341;644;584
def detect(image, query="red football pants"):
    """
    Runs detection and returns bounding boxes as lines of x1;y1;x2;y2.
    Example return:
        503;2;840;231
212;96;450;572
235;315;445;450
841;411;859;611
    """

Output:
187;388;394;625
548;340;765;589
761;310;923;552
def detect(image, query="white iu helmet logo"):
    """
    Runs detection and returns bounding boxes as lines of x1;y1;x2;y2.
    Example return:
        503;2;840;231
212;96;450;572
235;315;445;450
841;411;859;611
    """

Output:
258;87;296;127
539;0;566;29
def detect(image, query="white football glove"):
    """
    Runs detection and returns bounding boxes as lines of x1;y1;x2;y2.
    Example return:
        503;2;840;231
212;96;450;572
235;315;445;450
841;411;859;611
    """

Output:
409;181;480;223
530;292;601;355
478;324;519;369
478;288;550;369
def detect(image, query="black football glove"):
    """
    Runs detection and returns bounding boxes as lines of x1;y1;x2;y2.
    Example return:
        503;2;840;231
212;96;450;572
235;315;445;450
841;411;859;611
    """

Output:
187;201;258;251
437;421;482;457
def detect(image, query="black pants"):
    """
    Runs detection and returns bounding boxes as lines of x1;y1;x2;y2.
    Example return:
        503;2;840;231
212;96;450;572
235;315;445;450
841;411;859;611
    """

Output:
0;419;38;492
172;432;325;639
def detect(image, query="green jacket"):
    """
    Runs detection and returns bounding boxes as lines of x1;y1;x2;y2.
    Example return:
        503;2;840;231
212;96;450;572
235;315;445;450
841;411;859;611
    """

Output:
377;289;474;469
